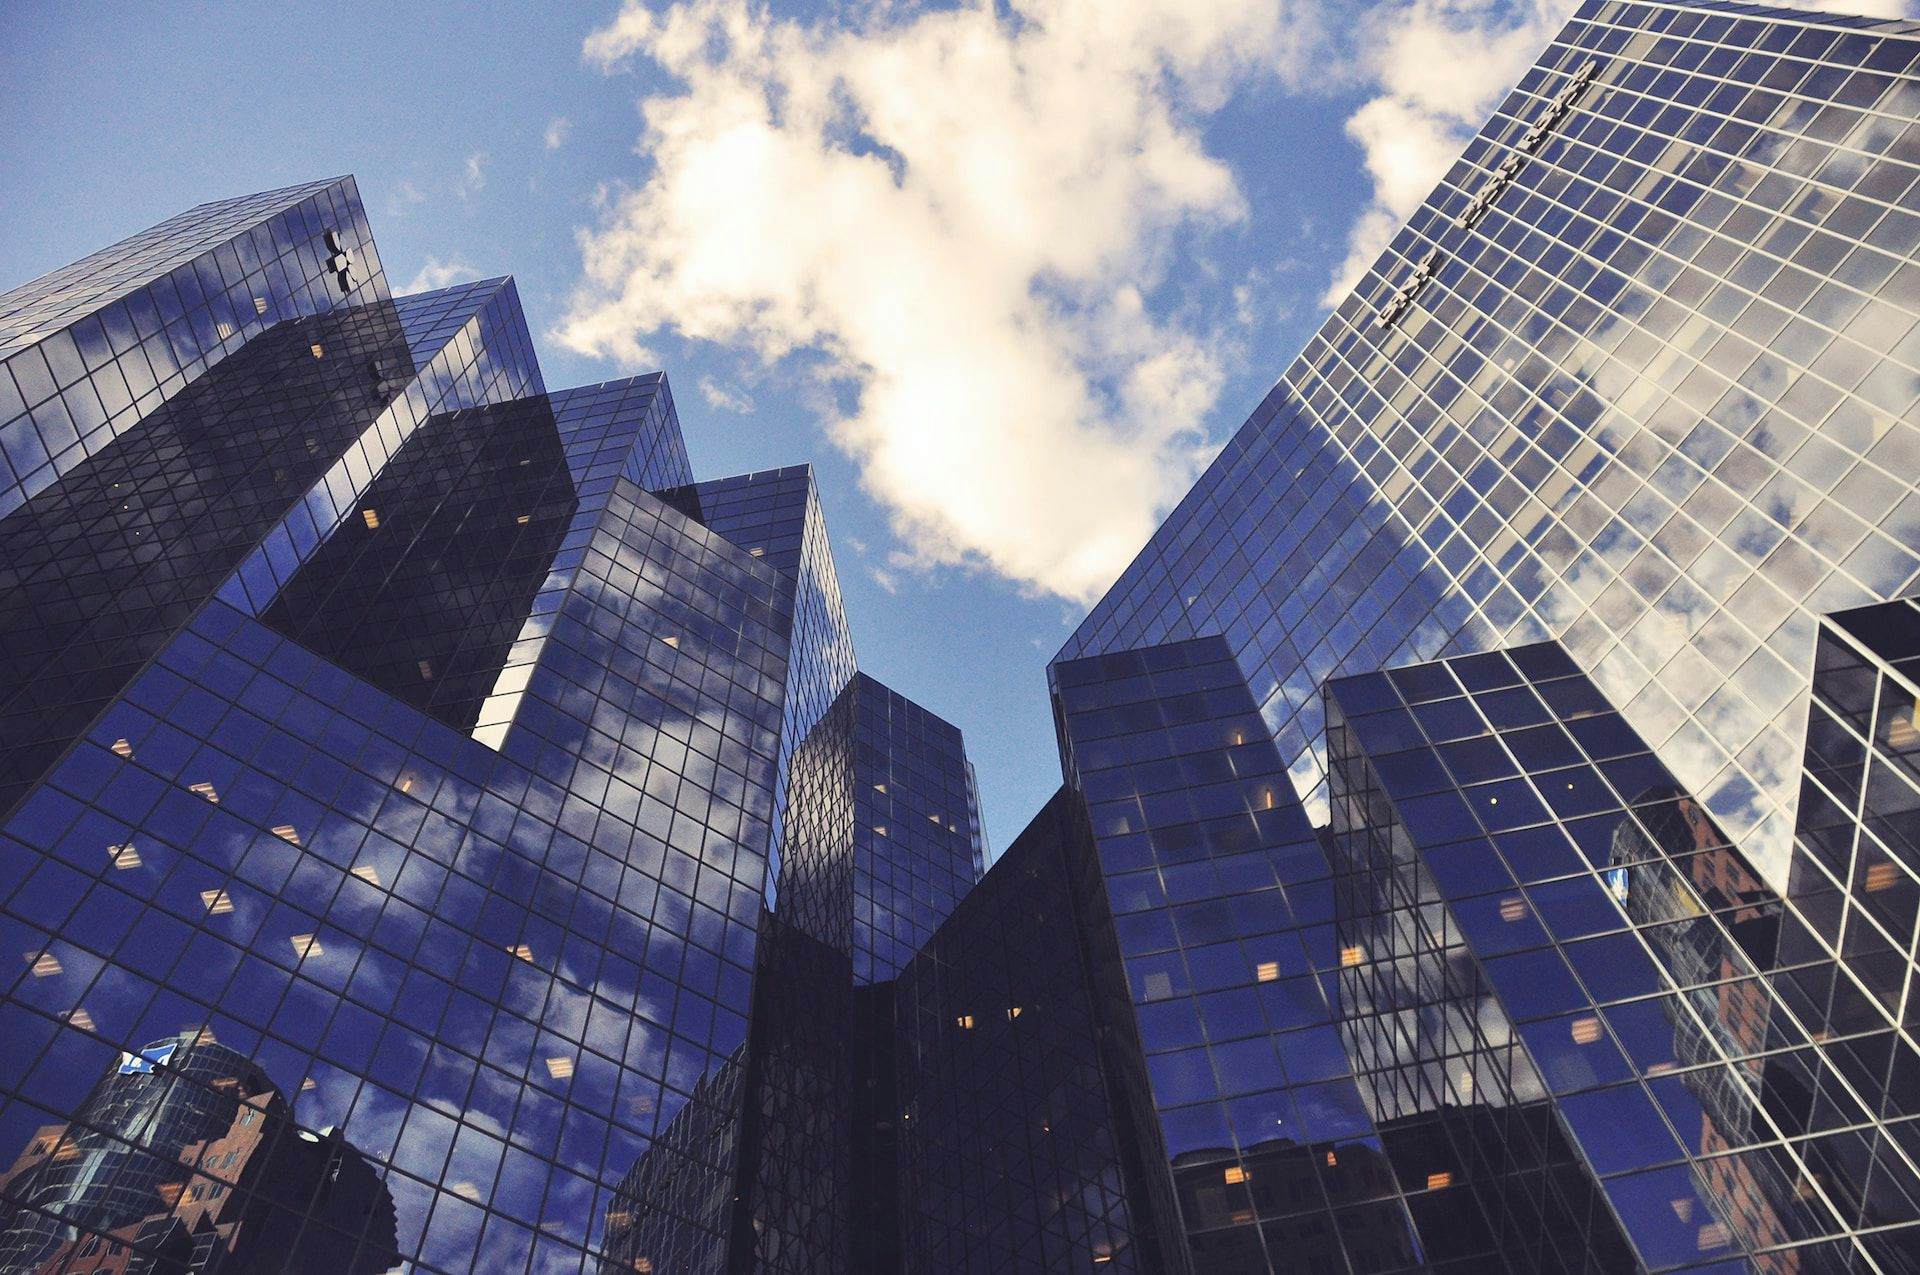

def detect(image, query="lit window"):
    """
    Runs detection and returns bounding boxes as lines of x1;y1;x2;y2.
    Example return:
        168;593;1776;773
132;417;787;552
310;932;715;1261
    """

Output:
271;824;300;845
66;1008;95;1031
361;508;380;529
289;934;322;959
215;321;235;341
1864;862;1900;892
1223;1165;1249;1185
874;825;888;837
253;297;269;315
417;660;434;681
1340;945;1365;967
1007;1006;1023;1020
1889;697;1920;748
1498;896;1527;922
1570;1016;1602;1044
109;843;142;870
1324;1150;1338;1167
1427;1171;1453;1190
1255;961;1280;982
30;952;62;977
874;783;887;794
351;865;380;886
955;1014;974;1030
202;889;234;915
110;737;134;758
509;944;534;962
749;547;764;557
545;1056;574;1079
189;782;220;803
516;513;531;524
661;635;680;649
301;1078;316;1091
309;343;325;359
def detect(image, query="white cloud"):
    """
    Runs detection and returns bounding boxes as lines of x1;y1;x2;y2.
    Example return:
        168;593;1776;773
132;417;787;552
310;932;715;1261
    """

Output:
698;375;755;413
562;0;1321;604
1323;0;1919;303
460;151;489;200
545;116;573;150
401;256;482;295
385;178;428;217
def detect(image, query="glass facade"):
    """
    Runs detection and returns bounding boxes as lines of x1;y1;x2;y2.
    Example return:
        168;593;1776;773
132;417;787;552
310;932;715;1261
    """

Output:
7;0;1920;1270
1060;0;1920;888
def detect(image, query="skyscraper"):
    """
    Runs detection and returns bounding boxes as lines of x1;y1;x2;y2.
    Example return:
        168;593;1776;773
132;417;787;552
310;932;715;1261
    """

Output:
4;0;1920;1270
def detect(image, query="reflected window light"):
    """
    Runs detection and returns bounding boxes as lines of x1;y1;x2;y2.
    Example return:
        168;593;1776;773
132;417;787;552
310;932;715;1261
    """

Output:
1007;1005;1023;1020
271;824;300;845
110;737;134;758
1255;960;1281;982
29;952;62;977
1499;896;1528;922
633;1260;655;1273
955;1014;974;1030
1324;1150;1338;1167
215;320;234;341
189;781;219;803
201;889;234;915
509;944;534;962
309;343;325;359
545;1056;575;1079
253;297;268;315
1570;1016;1603;1044
1223;1165;1249;1185
65;1008;95;1031
417;660;434;681
874;783;887;794
1340;945;1365;967
109;843;141;870
1888;698;1920;748
1427;1171;1454;1190
361;508;380;529
1864;862;1900;892
301;1077;316;1091
1698;1223;1728;1250
289;934;322;959
749;546;764;557
874;825;889;837
351;864;380;886
516;513;530;524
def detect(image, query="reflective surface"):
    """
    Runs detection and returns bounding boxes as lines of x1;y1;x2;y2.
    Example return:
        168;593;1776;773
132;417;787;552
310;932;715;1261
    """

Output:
1060;0;1920;887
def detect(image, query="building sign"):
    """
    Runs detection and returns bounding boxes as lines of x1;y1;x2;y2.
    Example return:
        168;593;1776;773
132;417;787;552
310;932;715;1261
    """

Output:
1455;60;1599;231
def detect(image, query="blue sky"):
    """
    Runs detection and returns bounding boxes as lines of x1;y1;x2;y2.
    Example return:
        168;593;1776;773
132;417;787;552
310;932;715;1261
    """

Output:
6;0;1889;855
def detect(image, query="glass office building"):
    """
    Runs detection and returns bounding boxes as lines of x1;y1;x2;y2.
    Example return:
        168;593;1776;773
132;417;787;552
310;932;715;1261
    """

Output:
5;0;1920;1270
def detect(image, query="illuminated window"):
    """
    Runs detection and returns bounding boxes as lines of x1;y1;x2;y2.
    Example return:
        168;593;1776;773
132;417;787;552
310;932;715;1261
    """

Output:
66;1008;95;1031
1498;896;1527;922
1570;1017;1602;1044
309;343;325;359
661;635;680;649
1864;862;1900;892
1340;945;1365;967
874;825;889;837
202;889;234;915
351;865;380;886
189;782;219;803
1223;1165;1249;1185
749;547;764;557
509;944;534;962
545;1056;575;1080
110;737;134;758
361;508;380;529
516;513;531;524
1427;1171;1453;1190
1007;1005;1023;1020
109;843;142;870
215;320;235;341
417;660;434;681
1255;961;1280;982
289;934;322;959
301;1078;316;1091
955;1014;974;1030
1324;1150;1338;1167
253;297;269;315
271;824;300;845
29;952;62;977
1889;697;1920;748
874;783;887;794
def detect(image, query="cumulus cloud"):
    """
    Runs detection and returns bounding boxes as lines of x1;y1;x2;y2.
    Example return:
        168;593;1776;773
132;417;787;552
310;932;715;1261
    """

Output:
561;0;1319;603
401;256;482;294
545;116;573;150
460;151;489;200
698;375;755;413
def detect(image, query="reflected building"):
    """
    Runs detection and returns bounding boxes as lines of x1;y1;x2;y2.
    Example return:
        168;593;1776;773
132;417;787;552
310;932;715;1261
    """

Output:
6;0;1920;1269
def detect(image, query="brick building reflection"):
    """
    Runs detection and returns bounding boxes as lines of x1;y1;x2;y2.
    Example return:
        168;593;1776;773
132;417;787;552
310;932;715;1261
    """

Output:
0;1031;398;1272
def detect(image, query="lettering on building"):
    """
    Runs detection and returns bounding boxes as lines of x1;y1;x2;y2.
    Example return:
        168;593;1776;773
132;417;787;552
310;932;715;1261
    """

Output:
1374;249;1441;330
1455;59;1599;231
